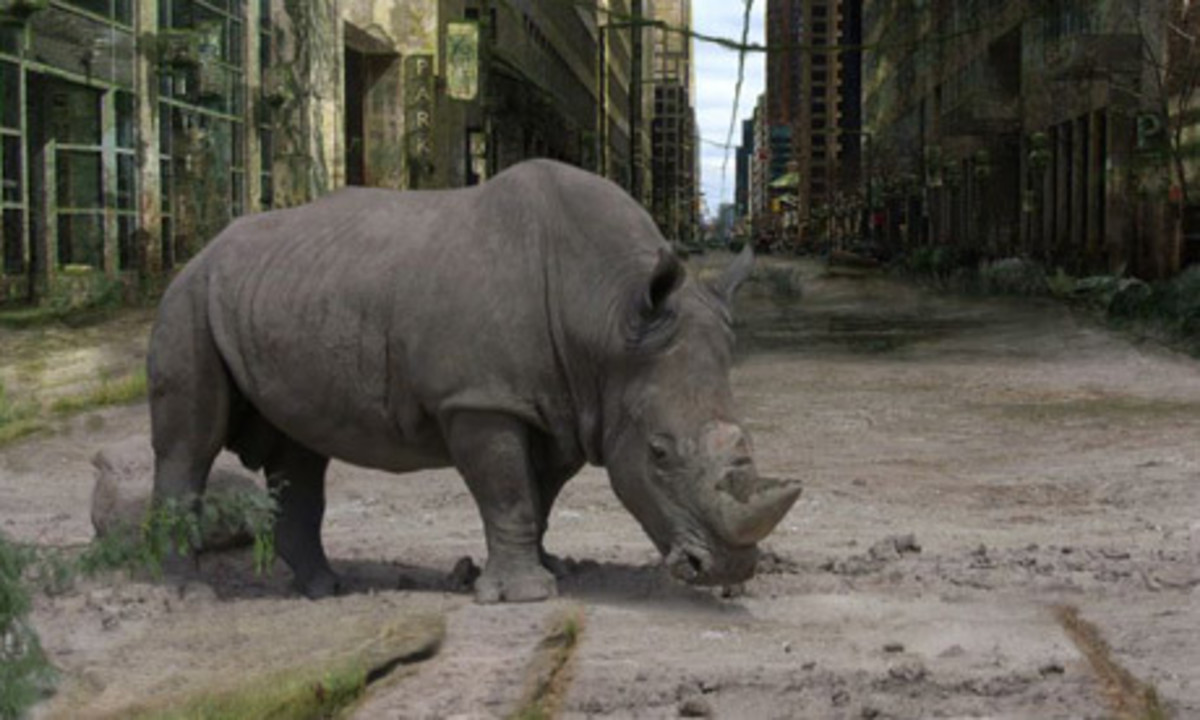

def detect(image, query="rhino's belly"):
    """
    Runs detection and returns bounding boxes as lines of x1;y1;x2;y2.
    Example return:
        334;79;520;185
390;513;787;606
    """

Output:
251;393;453;474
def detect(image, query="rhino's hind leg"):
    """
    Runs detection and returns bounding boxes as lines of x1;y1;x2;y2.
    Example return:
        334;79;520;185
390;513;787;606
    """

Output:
265;438;339;599
149;299;232;517
447;411;556;603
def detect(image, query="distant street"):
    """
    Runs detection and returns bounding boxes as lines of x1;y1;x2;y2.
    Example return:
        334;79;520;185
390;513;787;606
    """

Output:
3;256;1198;718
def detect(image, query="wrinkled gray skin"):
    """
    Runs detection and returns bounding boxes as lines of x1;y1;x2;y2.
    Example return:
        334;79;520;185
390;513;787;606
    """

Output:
148;159;801;602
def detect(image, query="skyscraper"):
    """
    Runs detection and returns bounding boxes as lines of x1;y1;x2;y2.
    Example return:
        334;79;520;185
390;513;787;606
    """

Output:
766;0;863;244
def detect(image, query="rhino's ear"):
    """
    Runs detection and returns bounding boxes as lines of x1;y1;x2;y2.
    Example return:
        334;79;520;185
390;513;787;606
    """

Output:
709;244;755;306
642;247;686;319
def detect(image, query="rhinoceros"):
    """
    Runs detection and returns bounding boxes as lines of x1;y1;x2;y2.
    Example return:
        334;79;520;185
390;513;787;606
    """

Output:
148;159;802;602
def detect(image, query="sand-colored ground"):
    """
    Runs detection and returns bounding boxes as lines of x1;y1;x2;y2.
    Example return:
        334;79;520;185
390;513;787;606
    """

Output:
2;257;1197;718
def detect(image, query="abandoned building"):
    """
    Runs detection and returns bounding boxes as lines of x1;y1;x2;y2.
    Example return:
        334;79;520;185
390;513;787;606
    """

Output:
762;0;863;248
0;0;699;303
864;0;1200;279
649;0;697;247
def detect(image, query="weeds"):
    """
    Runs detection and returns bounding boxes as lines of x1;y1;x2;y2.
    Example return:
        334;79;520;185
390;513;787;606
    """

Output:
1;534;57;720
81;490;278;580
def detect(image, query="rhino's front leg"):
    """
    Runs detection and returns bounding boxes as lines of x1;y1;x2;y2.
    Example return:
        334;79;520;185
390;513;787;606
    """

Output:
447;411;557;603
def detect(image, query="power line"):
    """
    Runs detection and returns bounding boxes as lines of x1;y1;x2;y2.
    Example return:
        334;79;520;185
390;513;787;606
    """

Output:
720;0;755;207
581;0;1015;56
699;136;738;150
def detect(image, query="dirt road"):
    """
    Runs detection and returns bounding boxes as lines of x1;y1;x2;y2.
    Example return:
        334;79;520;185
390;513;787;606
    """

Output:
3;258;1198;718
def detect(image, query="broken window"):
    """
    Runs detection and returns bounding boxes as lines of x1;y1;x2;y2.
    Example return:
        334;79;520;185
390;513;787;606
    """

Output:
60;0;133;24
41;79;105;269
159;0;248;261
0;26;18;56
1;62;21;274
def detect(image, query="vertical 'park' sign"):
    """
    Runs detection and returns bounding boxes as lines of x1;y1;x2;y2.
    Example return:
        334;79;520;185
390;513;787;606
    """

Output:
406;54;435;186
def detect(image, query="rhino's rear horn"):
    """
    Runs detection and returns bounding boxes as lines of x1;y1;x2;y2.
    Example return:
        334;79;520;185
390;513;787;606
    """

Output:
709;244;755;306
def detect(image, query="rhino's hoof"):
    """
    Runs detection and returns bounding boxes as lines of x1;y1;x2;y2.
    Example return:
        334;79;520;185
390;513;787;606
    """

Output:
474;565;557;604
297;570;343;600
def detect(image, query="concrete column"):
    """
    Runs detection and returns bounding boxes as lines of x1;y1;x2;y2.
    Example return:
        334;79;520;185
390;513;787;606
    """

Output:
102;90;118;276
135;0;162;277
1106;109;1135;273
246;0;262;211
1072;114;1087;267
273;0;341;206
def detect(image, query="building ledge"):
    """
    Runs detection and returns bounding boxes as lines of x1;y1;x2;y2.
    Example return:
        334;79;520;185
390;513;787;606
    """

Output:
1043;33;1142;80
941;97;1020;137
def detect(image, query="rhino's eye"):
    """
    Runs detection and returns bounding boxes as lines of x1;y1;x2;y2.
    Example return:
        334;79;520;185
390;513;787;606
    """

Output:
648;435;676;466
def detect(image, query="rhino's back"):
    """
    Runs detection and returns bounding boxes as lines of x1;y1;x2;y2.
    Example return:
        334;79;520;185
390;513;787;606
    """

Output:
192;183;551;471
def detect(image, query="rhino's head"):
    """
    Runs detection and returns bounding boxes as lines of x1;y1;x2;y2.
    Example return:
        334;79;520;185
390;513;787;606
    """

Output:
602;247;802;586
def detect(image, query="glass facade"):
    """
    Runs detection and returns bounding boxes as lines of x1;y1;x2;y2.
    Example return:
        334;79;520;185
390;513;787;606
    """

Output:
1;0;258;293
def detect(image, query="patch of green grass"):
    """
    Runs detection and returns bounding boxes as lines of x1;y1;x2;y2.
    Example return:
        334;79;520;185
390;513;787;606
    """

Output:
0;380;46;448
0;417;49;447
0;305;65;330
134;662;372;720
509;607;586;720
0;366;149;448
49;370;148;416
0;272;126;330
122;611;444;720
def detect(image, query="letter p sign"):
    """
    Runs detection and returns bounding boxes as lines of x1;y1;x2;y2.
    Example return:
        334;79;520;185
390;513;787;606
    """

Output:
1137;113;1164;151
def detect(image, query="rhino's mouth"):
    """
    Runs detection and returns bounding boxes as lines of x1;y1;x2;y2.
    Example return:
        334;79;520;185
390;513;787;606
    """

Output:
665;540;758;586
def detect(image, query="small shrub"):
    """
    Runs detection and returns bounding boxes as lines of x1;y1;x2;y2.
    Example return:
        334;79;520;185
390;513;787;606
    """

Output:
0;534;56;720
903;245;972;284
80;490;278;580
978;257;1048;296
755;264;804;300
905;246;938;276
1165;265;1200;332
1046;268;1077;299
1103;278;1153;319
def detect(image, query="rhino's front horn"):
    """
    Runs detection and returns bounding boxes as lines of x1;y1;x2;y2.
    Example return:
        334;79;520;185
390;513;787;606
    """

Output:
713;474;803;546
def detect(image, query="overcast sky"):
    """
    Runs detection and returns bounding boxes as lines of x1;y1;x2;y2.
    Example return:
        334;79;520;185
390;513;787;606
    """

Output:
692;0;766;217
